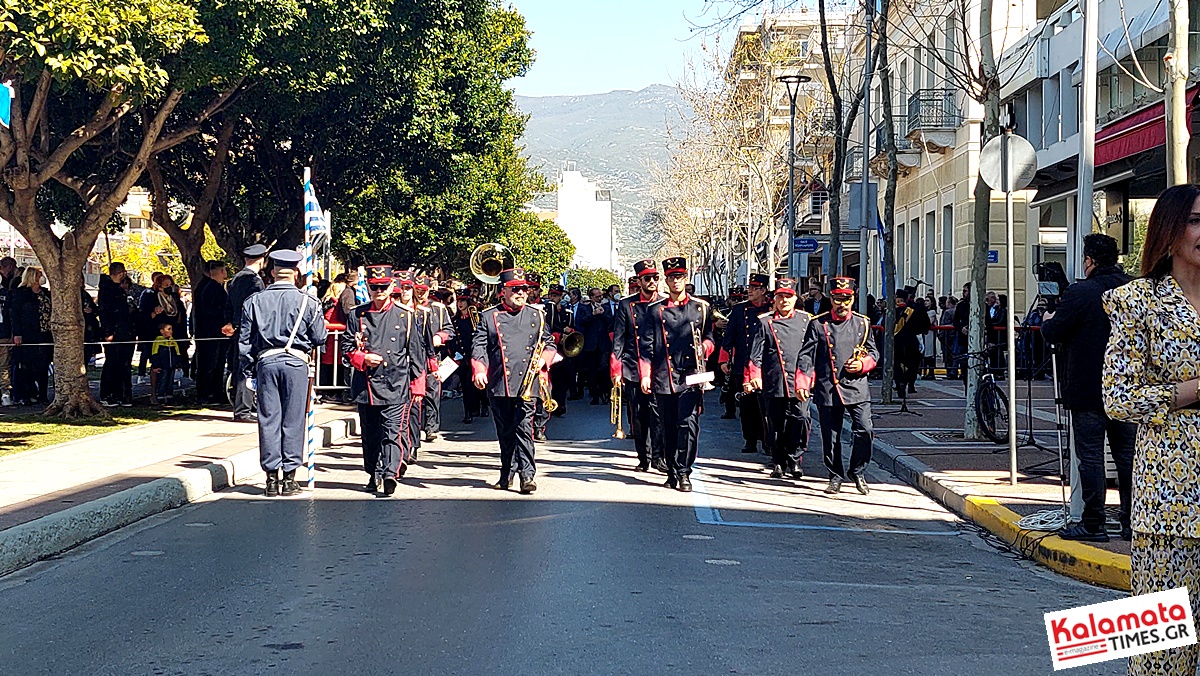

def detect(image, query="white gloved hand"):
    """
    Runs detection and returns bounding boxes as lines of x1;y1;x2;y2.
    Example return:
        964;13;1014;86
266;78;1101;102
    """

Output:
246;377;256;392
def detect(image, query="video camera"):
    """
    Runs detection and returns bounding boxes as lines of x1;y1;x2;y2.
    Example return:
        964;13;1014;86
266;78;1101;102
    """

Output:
1034;262;1070;313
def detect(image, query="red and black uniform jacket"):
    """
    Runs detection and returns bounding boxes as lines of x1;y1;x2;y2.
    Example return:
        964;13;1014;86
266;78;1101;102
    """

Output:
637;295;715;395
747;309;814;398
471;303;557;399
343;300;429;406
797;312;879;406
719;299;771;376
611;292;664;382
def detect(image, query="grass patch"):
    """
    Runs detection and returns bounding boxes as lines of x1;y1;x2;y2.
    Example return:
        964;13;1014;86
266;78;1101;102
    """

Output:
0;406;204;457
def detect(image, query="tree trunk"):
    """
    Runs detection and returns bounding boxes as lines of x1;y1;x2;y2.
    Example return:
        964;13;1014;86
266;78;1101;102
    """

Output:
1165;0;1190;183
41;240;106;418
878;2;898;406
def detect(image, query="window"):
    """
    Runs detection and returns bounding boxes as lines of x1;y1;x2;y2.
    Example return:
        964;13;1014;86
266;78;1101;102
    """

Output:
942;204;954;294
944;18;956;74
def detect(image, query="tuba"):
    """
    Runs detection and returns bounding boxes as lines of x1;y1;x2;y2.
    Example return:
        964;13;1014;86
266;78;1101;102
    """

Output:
470;242;514;285
560;331;585;358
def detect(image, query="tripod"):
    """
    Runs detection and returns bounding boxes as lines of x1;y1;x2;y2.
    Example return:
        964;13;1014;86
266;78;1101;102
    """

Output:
879;352;923;417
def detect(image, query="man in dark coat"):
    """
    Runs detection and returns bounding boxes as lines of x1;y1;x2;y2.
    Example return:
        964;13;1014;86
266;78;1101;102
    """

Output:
97;262;136;406
223;244;268;421
798;277;879;496
893;288;930;396
611;259;666;472
192;260;229;405
471;268;558;494
746;278;813;480
1041;233;1136;542
576;286;613;405
719;272;772;454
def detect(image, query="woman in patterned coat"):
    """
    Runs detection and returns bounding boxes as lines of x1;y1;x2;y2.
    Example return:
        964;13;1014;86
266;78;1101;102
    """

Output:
1102;184;1200;675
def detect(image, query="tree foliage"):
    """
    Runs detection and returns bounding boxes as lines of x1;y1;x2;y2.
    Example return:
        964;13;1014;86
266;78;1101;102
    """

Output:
499;213;575;281
566;267;622;292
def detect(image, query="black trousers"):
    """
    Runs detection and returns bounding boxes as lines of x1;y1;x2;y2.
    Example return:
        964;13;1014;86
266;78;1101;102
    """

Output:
818;401;873;479
491;396;536;481
359;402;405;480
406;395;423;461
194;337;228;403
580;351;604;400
623;379;663;463
533;397;549;435
227;334;256;417
12;343;50;403
768;397;810;470
1072;408;1136;530
423;375;442;434
100;342;135;402
730;370;767;449
255;356;309;473
458;363;485;418
656;389;702;478
549;361;569;414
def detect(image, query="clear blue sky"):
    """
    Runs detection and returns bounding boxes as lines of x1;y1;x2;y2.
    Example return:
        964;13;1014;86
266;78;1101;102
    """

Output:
508;0;721;97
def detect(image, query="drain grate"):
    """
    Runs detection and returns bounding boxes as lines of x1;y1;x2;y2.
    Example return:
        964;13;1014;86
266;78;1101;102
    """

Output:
203;432;244;438
913;431;966;443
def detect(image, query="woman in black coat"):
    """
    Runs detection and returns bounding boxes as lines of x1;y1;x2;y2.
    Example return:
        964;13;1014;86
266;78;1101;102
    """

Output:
10;267;53;405
139;273;189;380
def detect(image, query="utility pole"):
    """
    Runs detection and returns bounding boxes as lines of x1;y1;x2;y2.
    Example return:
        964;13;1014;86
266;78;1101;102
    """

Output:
858;0;875;313
1165;0;1190;183
778;74;811;279
1070;0;1098;281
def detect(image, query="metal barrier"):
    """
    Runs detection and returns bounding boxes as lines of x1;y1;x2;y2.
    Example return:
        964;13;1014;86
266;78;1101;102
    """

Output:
314;326;350;395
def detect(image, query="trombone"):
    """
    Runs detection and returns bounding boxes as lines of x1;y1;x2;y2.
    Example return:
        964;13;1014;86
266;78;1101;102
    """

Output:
610;381;625;439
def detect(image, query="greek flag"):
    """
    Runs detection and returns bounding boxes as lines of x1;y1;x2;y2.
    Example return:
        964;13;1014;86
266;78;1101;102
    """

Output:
303;172;329;240
0;82;11;128
355;266;369;303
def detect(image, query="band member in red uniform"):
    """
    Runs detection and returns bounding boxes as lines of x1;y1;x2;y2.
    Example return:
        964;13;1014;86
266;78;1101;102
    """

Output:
417;275;454;443
720;272;773;454
638;256;714;492
472;268;558;494
543;283;572;416
343;265;424;496
525;272;552;441
797;277;879;495
612;259;666;472
745;278;814;480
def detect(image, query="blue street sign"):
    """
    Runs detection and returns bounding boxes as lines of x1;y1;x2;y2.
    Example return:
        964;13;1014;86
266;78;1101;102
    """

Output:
987;249;1000;264
793;237;820;254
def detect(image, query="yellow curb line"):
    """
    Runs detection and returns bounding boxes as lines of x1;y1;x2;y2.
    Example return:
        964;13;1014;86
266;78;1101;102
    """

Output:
964;496;1130;591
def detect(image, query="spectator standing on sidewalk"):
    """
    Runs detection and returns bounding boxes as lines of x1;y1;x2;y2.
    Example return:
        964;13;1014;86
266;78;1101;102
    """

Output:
192;261;229;405
939;296;958;379
1042;233;1135;543
10;267;52;405
150;322;183;406
98;262;136;407
1101;185;1200;676
0;257;14;405
952;282;971;379
223;244;268;422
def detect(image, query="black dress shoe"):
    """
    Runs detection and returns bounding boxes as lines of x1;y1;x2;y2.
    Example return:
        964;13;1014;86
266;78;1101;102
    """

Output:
791;467;804;480
853;475;870;495
382;478;397;496
677;476;693;493
824;477;842;494
494;475;514;490
664;475;678;489
635;462;649;472
741;443;756;454
534;430;547;442
234;414;258;423
1058;523;1110;542
280;471;301;496
398;463;408;477
519;478;537;494
651;459;669;473
770;465;785;479
264;470;279;497
365;478;378;493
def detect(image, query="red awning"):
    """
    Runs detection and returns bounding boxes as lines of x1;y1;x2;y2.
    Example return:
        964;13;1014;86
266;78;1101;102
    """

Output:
1095;85;1200;167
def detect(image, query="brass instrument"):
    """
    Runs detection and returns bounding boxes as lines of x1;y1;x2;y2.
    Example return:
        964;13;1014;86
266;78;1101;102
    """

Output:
560;331;584;358
468;305;480;330
610;382;625;439
469;242;514;285
521;312;556;412
540;370;558;412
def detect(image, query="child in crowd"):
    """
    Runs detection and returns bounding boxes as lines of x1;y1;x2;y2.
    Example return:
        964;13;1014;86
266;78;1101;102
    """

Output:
150;321;183;405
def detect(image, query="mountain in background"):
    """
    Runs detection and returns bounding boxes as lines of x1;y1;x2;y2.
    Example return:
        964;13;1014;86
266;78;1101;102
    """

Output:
515;84;688;263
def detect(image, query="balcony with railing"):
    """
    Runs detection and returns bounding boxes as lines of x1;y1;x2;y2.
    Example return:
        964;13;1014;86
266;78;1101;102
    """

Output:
906;89;960;151
798;190;828;230
871;113;922;177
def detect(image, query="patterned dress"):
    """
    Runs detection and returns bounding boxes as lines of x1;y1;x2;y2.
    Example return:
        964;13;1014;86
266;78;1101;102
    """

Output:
1102;275;1200;676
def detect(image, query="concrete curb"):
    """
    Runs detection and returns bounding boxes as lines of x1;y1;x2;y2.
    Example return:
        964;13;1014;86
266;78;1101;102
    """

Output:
872;435;1131;591
0;416;358;578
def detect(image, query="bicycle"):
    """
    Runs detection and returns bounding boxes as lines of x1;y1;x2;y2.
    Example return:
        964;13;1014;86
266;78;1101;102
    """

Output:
962;350;1008;444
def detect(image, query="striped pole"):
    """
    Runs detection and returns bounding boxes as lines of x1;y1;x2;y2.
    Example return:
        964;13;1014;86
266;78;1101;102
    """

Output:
303;167;317;490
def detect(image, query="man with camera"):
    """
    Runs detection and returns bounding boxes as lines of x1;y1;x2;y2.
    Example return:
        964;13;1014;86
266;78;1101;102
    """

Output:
1041;233;1136;542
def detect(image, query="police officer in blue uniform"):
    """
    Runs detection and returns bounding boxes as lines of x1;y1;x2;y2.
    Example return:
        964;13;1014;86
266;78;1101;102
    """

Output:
611;259;666;472
746;278;814;480
638;256;714;493
797;277;879;495
344;265;425;496
471;268;557;494
720;272;773;454
238;250;326;497
223;244;268;421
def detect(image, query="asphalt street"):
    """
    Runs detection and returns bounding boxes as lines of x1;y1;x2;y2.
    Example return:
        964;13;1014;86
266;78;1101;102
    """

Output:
0;392;1124;675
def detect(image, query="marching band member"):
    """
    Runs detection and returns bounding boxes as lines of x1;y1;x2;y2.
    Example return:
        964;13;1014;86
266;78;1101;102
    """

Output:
638;257;714;493
471;268;558;494
797;277;879;495
544;283;572;416
452;293;484;423
720;272;772;454
745;278;813;480
525;272;551;441
343;265;423;496
417;275;454;443
612;259;666;472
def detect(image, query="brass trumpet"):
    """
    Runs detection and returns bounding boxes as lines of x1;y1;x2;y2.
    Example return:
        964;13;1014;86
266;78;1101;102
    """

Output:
610;382;625;439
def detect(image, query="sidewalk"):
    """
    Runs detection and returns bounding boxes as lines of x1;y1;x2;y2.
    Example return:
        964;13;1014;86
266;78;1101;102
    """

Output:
0;404;358;576
867;376;1131;590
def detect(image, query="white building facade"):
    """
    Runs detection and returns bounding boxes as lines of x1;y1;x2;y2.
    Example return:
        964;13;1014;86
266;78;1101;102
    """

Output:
554;163;617;272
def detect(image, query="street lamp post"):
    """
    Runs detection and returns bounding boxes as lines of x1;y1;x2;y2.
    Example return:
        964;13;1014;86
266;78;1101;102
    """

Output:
777;73;811;280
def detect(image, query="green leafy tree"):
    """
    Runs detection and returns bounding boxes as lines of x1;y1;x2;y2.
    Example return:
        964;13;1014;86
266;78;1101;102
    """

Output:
498;213;574;281
567;267;622;292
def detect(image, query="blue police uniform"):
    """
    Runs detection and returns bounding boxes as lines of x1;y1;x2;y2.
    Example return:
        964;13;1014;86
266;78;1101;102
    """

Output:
238;250;326;495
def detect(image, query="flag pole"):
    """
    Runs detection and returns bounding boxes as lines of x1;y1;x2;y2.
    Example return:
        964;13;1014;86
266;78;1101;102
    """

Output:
303;167;318;490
